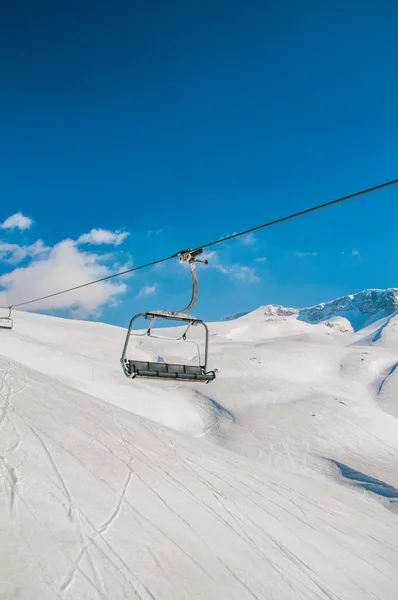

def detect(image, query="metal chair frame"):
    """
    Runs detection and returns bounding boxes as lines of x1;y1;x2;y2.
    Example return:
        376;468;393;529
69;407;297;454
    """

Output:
0;308;13;330
120;249;216;383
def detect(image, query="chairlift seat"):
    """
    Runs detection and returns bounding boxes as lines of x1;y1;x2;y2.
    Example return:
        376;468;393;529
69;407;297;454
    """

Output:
126;360;216;382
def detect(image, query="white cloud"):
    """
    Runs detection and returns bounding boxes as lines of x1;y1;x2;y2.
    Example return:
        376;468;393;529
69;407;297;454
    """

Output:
352;248;360;257
1;212;33;231
27;240;50;256
240;233;257;246
255;257;267;263
234;266;261;283
145;229;163;239
0;240;127;316
201;251;260;283
0;242;27;263
296;251;318;257
201;251;218;263
0;240;50;264
137;284;157;298
77;228;129;246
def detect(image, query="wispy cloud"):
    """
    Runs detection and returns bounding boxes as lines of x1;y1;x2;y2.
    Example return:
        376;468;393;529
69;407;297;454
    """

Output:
296;251;318;257
137;284;157;298
255;257;267;263
352;248;360;257
1;212;33;231
234;266;261;283
145;229;163;239
201;250;260;283
77;228;129;246
240;233;257;246
201;250;218;263
0;240;50;264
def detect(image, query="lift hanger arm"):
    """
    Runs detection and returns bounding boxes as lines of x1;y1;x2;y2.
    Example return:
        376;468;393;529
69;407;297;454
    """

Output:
177;249;208;314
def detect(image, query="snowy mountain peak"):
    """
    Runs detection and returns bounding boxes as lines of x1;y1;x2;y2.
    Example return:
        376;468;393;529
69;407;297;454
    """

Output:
223;289;398;333
262;305;297;317
298;288;398;330
222;305;297;321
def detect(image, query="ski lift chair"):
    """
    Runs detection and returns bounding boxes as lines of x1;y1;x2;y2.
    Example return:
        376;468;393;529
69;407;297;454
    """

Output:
121;249;216;383
0;308;13;330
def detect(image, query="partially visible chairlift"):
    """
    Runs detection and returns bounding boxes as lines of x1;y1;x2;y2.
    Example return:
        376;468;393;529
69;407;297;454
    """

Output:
121;249;216;383
0;308;13;330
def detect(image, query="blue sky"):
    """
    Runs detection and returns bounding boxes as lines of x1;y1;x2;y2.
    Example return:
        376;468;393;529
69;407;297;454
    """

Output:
0;0;397;326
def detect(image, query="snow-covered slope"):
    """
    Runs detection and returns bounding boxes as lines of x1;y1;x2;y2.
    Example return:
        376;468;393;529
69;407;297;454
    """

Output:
2;354;398;600
1;289;398;599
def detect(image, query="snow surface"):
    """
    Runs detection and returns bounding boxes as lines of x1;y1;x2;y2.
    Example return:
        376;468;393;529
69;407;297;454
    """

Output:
1;290;398;599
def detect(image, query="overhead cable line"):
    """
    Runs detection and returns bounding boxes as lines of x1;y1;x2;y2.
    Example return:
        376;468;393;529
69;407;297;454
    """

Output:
194;178;398;252
6;178;398;310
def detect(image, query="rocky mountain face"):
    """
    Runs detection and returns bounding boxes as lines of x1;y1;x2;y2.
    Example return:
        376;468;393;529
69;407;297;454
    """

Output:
223;289;398;331
298;289;398;325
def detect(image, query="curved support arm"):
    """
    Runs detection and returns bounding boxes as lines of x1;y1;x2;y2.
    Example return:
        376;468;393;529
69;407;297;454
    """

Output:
179;261;198;314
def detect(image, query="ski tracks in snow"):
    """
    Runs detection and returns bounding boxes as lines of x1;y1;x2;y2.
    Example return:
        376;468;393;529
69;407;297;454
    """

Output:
1;358;398;599
0;357;27;519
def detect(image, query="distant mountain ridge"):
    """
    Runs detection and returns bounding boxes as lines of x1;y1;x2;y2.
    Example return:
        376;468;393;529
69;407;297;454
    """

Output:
299;289;398;329
223;288;398;332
